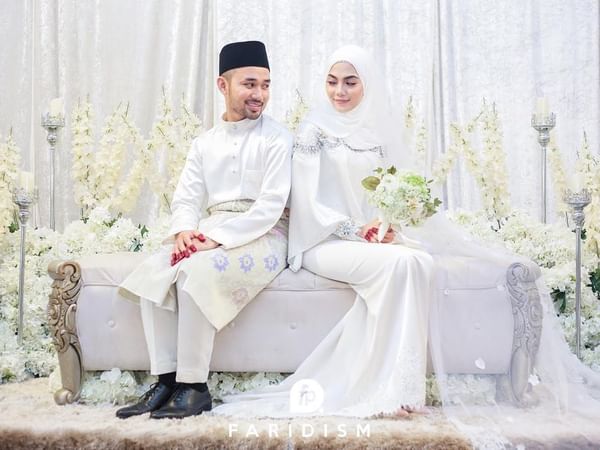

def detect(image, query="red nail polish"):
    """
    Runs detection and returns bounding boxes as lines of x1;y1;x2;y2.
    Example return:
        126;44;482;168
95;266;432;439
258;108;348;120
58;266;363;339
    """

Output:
190;245;197;252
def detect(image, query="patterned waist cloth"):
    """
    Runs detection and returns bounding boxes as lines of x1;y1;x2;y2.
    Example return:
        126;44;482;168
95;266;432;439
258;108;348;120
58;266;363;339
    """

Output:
207;199;289;219
208;199;254;214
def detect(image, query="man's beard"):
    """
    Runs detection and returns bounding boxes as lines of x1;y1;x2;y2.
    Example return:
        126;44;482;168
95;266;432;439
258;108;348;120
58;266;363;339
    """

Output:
237;100;264;120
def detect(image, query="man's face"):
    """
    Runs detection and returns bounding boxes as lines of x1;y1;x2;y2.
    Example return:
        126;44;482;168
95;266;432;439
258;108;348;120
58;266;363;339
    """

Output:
218;67;271;121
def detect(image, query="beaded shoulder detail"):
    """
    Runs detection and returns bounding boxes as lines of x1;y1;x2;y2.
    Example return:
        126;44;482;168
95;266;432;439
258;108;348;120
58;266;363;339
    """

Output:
293;124;324;155
294;125;385;158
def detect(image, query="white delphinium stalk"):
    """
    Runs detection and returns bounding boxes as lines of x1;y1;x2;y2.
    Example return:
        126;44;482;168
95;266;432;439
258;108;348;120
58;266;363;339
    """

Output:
547;136;569;215
147;93;202;214
432;123;463;184
478;102;511;219
88;104;130;208
414;120;428;174
112;115;150;214
285;90;309;132
574;132;600;262
404;96;416;130
0;132;20;237
432;113;479;185
170;98;202;198
432;102;511;221
71;99;95;214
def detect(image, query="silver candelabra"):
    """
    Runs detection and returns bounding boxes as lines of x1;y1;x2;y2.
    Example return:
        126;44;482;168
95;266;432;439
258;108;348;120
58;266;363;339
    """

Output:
531;113;556;224
565;188;591;360
12;188;38;346
41;113;65;231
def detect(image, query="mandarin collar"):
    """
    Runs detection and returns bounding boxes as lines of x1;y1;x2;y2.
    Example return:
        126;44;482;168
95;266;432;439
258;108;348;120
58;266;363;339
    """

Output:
218;115;262;133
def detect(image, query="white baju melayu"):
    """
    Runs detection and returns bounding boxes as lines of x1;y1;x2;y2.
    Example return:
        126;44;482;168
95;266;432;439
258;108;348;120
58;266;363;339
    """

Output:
119;115;292;383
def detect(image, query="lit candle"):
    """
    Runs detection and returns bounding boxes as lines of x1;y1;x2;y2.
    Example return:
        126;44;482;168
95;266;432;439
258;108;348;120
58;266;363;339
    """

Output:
19;171;35;193
535;97;549;119
49;97;64;118
573;175;586;193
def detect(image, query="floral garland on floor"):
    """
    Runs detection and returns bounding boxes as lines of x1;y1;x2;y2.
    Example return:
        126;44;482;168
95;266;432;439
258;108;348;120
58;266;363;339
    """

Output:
1;96;600;406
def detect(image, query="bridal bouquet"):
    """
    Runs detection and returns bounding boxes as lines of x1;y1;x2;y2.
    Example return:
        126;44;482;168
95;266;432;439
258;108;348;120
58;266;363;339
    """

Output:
362;166;441;239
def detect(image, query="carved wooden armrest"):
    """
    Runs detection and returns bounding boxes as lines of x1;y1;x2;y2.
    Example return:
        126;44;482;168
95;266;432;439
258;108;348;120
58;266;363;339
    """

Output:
47;260;83;405
498;261;543;404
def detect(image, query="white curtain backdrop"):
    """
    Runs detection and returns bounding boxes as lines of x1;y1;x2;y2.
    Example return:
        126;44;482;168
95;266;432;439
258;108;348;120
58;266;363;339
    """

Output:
1;0;598;230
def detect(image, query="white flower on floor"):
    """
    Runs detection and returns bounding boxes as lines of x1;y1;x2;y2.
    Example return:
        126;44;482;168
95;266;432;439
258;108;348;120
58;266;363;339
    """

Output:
474;358;486;370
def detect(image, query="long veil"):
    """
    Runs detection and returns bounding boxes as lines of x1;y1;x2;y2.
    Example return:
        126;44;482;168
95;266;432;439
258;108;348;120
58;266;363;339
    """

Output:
399;211;600;447
391;89;600;445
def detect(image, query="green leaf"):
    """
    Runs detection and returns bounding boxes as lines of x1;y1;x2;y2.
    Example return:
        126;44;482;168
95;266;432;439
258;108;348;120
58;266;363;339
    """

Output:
551;289;567;314
588;267;600;299
361;176;381;191
139;224;149;237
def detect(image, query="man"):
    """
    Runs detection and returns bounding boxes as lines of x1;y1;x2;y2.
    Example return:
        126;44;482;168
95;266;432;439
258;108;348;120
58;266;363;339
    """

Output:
116;40;292;419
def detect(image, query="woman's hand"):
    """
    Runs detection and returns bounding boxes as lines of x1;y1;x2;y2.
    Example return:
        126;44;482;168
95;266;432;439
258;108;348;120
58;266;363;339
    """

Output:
359;219;395;243
171;230;220;266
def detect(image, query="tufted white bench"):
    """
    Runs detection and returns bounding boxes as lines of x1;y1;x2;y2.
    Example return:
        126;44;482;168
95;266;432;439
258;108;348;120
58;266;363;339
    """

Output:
47;252;542;405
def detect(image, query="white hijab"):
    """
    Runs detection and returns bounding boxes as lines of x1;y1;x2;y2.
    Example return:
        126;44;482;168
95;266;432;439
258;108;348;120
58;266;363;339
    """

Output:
304;45;393;151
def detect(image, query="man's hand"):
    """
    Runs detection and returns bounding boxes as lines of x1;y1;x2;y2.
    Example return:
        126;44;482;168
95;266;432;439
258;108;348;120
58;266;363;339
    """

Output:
171;230;220;266
359;219;395;244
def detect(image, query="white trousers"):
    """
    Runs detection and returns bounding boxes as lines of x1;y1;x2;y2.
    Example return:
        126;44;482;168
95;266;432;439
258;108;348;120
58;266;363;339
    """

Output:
140;274;216;383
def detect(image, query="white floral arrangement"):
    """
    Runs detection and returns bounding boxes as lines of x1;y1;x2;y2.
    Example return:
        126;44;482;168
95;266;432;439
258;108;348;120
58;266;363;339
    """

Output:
0;132;20;237
1;95;600;406
47;366;288;405
146;93;202;214
71;92;202;217
0;207;154;384
431;101;511;220
362;166;441;227
448;208;600;368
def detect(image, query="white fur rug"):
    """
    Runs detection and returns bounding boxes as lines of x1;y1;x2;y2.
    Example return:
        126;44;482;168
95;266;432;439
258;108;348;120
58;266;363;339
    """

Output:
1;378;599;449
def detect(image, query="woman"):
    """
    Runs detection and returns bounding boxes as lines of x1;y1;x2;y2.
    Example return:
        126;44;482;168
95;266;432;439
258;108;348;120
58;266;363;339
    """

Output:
214;46;600;438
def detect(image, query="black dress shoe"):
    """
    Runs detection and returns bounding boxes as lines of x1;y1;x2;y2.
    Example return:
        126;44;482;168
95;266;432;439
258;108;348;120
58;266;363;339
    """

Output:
150;385;212;419
116;382;178;419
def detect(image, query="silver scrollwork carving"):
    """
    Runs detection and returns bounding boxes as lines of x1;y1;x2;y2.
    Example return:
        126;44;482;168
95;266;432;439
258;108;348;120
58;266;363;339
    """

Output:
497;261;543;405
47;260;83;404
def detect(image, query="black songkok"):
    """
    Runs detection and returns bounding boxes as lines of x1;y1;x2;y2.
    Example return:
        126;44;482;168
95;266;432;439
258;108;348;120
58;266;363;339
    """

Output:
219;41;270;75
